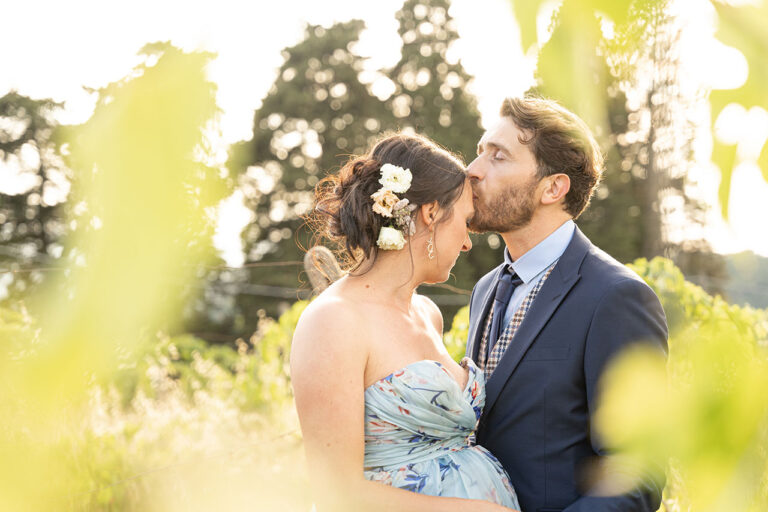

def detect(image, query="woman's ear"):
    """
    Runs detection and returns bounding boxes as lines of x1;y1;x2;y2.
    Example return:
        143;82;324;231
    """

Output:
541;174;570;205
419;200;440;229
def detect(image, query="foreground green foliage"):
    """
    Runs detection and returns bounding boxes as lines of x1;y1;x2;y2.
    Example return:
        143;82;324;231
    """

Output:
0;43;231;510
65;302;311;511
599;258;768;511
510;0;768;218
3;257;766;509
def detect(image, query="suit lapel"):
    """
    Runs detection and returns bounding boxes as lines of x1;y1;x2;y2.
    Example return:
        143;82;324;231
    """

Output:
466;265;504;361
483;227;592;414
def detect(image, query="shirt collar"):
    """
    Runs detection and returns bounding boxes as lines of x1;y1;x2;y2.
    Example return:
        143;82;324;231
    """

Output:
503;220;575;283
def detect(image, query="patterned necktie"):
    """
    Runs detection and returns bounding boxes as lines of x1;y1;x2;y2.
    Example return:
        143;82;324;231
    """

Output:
487;266;523;358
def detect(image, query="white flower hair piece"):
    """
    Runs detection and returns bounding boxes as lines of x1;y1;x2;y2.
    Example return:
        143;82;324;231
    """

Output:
379;163;412;194
370;163;416;250
377;226;406;251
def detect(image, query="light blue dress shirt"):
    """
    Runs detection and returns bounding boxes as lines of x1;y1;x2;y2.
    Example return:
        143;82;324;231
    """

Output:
501;220;575;328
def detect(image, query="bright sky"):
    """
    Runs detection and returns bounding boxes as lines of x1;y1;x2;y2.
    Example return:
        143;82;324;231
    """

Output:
2;0;766;263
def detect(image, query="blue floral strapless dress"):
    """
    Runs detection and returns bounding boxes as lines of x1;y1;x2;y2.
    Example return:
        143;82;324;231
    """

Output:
363;358;520;508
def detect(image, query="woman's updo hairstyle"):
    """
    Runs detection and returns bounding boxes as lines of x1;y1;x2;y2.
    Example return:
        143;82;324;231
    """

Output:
312;132;466;269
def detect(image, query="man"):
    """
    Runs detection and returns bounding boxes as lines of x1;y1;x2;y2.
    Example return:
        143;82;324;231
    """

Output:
466;96;668;512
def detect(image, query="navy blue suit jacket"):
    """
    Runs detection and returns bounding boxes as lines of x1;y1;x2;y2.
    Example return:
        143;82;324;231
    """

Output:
466;227;668;512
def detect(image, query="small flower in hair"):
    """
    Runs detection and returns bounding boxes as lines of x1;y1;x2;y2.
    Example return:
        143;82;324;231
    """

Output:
371;188;400;218
379;163;412;194
377;226;406;250
370;162;414;251
392;199;418;236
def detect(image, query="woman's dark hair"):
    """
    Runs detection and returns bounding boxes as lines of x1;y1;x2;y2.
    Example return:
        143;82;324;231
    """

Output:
312;132;466;269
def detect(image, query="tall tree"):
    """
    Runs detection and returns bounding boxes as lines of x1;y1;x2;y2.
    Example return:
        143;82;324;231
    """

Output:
386;0;481;161
220;20;396;336
217;0;499;340
386;0;504;309
530;0;720;291
0;92;70;301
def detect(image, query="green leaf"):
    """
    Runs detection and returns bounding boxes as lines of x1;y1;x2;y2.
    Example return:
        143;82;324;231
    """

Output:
509;0;633;53
509;0;550;53
589;0;633;26
710;0;768;214
536;0;610;133
712;139;737;220
760;142;768;183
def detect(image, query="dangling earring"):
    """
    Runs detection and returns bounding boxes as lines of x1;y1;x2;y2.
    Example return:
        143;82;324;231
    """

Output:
427;232;435;260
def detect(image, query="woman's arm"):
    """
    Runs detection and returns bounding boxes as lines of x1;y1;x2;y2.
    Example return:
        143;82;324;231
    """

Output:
290;301;514;512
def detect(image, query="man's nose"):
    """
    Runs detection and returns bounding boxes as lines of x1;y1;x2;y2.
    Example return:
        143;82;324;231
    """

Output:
467;156;483;180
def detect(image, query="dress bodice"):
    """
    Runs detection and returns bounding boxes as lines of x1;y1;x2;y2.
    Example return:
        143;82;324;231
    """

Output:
363;358;483;468
362;357;519;507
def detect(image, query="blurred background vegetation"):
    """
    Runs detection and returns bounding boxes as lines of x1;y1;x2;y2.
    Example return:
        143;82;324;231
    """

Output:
1;0;767;510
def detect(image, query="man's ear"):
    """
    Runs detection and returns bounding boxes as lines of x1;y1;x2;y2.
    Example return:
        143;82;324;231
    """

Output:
419;200;440;229
541;174;570;206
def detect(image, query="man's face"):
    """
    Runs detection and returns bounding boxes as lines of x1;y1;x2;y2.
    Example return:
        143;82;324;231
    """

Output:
467;117;542;233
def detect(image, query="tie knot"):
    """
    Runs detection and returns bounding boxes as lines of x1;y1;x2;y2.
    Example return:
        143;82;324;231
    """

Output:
494;268;522;303
500;266;522;284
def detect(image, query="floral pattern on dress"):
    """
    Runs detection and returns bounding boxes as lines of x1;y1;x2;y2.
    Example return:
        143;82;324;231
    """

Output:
363;358;519;508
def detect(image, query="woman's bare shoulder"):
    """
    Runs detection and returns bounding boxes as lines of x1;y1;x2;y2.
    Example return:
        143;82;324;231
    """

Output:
295;290;364;334
291;289;370;377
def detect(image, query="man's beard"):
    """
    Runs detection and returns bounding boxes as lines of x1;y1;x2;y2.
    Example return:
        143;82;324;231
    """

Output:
469;177;539;233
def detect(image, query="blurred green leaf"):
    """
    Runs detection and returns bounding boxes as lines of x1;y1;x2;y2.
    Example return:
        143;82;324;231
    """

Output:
589;0;632;26
0;43;227;510
509;0;549;53
710;0;768;217
760;141;768;183
710;127;738;219
536;0;611;134
509;0;633;53
607;257;768;511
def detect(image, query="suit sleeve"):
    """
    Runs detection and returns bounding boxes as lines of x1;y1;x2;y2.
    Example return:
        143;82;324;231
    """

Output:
563;278;669;512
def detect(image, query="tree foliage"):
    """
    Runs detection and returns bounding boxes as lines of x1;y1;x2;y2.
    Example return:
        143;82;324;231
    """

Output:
518;0;722;292
220;0;500;339
222;19;394;335
0;92;70;300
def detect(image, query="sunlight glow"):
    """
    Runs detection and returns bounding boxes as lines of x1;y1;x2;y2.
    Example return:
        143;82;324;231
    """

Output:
213;190;254;267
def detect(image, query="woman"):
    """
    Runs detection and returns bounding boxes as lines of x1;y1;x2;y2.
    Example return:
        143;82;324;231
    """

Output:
291;133;520;512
